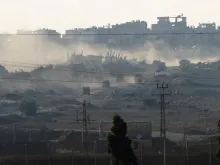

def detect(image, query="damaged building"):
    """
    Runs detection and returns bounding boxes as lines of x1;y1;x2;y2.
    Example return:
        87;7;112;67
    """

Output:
151;14;188;46
15;14;220;48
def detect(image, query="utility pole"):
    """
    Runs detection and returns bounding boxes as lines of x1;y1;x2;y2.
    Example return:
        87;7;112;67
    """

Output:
13;124;16;144
77;100;94;152
201;108;210;134
182;122;189;165
28;130;32;142
155;83;171;165
82;100;88;154
76;109;94;123
25;144;28;165
83;100;88;137
155;83;170;137
204;109;209;133
76;110;79;123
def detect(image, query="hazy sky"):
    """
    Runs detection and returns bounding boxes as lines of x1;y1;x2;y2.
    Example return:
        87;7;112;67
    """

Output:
0;0;218;33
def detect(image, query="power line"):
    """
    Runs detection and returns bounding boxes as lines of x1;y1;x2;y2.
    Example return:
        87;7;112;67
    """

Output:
0;61;45;67
3;31;220;36
0;76;213;86
0;77;107;83
3;61;220;80
0;77;159;86
0;76;152;85
0;74;218;86
1;62;135;76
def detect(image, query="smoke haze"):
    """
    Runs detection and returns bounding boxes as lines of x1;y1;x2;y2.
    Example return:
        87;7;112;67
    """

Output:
0;35;220;71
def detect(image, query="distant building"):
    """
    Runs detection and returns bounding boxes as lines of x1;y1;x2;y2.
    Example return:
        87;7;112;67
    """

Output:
151;14;187;32
151;14;188;46
17;30;35;35
111;20;148;33
110;20;149;46
34;28;61;41
196;23;216;45
64;27;97;43
66;53;103;71
197;23;216;31
63;20;149;46
15;15;220;48
17;29;61;42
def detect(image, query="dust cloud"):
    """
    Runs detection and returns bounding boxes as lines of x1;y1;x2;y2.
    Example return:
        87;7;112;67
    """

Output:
0;35;220;72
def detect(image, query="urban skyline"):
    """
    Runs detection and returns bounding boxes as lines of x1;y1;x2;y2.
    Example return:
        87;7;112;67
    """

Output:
13;15;220;49
15;14;219;35
0;0;219;33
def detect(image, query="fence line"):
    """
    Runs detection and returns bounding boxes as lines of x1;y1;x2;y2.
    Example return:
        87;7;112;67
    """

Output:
0;141;218;165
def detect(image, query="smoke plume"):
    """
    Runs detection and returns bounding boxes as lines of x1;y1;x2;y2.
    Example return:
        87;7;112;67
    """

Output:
0;35;220;71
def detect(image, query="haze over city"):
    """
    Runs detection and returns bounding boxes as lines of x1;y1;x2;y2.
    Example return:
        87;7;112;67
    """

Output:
0;1;220;164
0;0;219;33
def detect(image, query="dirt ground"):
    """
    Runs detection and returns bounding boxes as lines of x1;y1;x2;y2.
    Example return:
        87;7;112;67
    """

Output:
13;106;220;135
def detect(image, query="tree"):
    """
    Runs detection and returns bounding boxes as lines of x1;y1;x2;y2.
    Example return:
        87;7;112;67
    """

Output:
107;115;138;165
19;100;37;116
152;60;167;72
179;59;190;69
